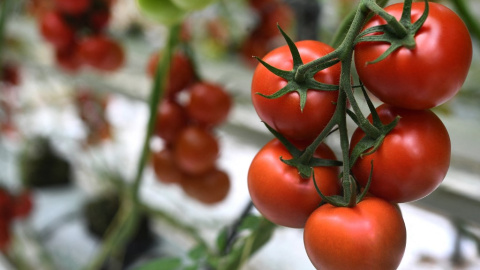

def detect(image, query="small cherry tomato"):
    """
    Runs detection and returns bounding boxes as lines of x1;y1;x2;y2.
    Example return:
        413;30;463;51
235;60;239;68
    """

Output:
181;168;230;204
146;50;196;97
350;104;451;203
185;82;231;127
248;139;341;228
54;0;91;15
174;126;219;175
78;35;124;72
304;197;406;270
40;11;75;50
151;148;185;184
154;99;189;144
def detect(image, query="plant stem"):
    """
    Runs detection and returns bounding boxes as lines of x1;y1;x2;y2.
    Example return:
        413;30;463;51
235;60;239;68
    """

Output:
0;0;13;62
84;24;181;270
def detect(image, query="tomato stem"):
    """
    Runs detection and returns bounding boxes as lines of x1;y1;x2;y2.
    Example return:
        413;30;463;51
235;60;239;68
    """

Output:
84;23;181;270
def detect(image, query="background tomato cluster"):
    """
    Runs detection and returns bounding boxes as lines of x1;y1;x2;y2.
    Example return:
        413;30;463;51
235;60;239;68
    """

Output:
1;0;480;269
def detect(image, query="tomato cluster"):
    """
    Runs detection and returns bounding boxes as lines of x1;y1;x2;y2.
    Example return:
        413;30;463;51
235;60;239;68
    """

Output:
0;188;34;251
148;50;232;205
36;0;124;73
74;89;112;146
248;1;472;269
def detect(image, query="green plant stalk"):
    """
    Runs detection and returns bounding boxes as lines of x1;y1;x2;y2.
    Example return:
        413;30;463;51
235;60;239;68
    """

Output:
0;0;12;62
84;24;181;270
450;0;480;44
298;1;380;169
330;0;390;48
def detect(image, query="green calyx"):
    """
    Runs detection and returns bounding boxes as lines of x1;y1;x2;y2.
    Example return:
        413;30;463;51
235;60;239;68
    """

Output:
263;123;342;180
255;25;339;112
355;0;429;64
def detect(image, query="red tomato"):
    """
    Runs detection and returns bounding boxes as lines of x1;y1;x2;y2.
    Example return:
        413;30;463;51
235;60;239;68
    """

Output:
154;99;189;144
174;126;219;175
0;221;10;251
350;104;451;203
304;196;406;270
87;9;111;32
354;2;472;109
55;46;83;73
251;40;341;142
185;82;231;127
0;62;21;86
78;35;124;72
39;11;75;50
13;190;34;219
54;0;91;15
247;139;340;228
151;148;185;184
181;168;230;205
146;50;196;97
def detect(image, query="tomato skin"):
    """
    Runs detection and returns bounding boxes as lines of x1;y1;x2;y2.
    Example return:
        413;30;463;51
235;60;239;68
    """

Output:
350;104;451;203
54;0;91;15
247;139;340;228
55;46;82;73
78;35;124;71
151;148;185;184
146;51;196;97
304;197;406;270
251;40;340;142
154;99;188;144
174;126;219;175
181;168;230;204
186;82;231;127
354;2;472;110
40;11;75;50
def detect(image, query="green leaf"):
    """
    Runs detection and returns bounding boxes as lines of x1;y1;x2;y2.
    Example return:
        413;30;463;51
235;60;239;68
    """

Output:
135;257;182;270
188;244;208;260
215;227;229;252
238;215;262;231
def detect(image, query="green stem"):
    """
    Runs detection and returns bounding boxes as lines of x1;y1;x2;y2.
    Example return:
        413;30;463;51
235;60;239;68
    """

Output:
450;0;480;45
363;0;407;38
84;24;181;270
0;0;13;63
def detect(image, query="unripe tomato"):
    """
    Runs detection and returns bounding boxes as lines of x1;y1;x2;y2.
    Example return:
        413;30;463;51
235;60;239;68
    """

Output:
136;0;187;26
170;0;217;11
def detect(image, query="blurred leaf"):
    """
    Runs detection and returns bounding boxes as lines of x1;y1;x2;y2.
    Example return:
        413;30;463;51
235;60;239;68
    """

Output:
216;227;229;251
188;244;208;260
135;257;182;270
238;215;262;231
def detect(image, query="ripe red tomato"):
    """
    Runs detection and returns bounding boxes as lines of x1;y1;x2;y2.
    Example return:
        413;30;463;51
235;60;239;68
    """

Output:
185;82;231;127
146;50;196;97
0;62;21;86
350;104;451;203
304;196;406;270
13;190;34;219
78;35;124;72
181;168;230;204
247;139;340;228
251;40;341;142
39;11;75;50
354;2;472;110
54;0;91;15
154;99;188;144
55;46;82;73
151;148;185;184
174;126;219;175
